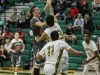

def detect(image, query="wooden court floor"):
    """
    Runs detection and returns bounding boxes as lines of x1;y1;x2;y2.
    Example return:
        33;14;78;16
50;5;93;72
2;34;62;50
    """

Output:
0;69;96;75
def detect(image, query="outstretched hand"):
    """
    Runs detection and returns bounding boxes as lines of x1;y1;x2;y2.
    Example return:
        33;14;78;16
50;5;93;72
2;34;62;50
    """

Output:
78;51;83;55
46;0;52;5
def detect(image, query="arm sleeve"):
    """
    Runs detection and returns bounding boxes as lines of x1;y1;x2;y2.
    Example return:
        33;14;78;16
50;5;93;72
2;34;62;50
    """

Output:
59;41;71;51
30;18;38;29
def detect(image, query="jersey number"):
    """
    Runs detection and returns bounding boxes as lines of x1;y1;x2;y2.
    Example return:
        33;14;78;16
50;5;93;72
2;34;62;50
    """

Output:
87;52;92;57
57;30;63;39
47;45;54;56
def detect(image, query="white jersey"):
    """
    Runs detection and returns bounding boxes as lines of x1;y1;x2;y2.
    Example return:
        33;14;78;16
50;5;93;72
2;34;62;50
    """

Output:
82;40;98;63
44;23;64;42
39;40;71;65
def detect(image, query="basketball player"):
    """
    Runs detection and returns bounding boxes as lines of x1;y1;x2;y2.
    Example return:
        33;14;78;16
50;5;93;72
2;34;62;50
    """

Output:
8;32;25;75
35;0;72;75
30;1;49;75
35;1;69;75
36;31;83;75
82;33;100;75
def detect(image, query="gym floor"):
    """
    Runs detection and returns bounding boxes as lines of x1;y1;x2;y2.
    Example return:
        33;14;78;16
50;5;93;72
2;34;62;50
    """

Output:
0;69;96;75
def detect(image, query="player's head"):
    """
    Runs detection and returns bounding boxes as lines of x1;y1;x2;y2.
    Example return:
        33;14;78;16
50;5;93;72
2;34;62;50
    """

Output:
83;33;90;42
30;6;41;17
46;15;54;27
50;31;59;41
14;32;19;39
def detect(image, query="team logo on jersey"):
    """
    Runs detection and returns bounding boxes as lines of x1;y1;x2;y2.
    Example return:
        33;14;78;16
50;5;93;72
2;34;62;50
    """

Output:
14;42;22;52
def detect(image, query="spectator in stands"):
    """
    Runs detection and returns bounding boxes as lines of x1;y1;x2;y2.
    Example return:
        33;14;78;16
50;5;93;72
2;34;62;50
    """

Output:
72;0;80;9
65;4;79;24
54;1;64;20
4;39;10;55
0;44;8;70
18;28;25;44
92;0;100;12
84;14;94;33
0;28;4;45
0;6;2;12
64;24;76;45
60;0;71;10
74;13;84;35
80;5;91;17
2;19;9;35
0;0;5;5
18;10;26;29
26;11;33;28
7;9;18;28
80;0;88;9
3;28;13;40
51;0;57;8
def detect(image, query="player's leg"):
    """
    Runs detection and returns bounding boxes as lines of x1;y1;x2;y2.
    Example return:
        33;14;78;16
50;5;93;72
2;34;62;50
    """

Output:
82;65;90;75
93;61;100;75
31;63;40;75
31;41;46;75
11;55;16;75
60;60;68;75
14;55;21;75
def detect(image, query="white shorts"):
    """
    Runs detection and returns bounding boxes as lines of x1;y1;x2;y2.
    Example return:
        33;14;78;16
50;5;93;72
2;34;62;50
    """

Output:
44;58;68;75
83;60;100;73
44;64;56;75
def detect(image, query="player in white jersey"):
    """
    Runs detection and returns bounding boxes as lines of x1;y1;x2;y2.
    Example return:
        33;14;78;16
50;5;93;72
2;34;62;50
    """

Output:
82;33;100;75
36;31;83;75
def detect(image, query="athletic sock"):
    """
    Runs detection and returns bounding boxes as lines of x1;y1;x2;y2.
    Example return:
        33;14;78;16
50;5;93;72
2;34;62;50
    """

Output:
14;72;17;75
34;68;40;75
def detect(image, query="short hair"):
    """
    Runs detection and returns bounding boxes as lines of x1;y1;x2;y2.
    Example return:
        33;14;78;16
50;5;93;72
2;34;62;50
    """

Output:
50;31;59;41
30;6;37;15
46;15;54;27
83;33;90;38
13;8;17;11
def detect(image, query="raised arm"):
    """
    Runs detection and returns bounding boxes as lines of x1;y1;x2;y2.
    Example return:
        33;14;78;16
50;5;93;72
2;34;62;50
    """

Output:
35;32;47;43
47;0;58;23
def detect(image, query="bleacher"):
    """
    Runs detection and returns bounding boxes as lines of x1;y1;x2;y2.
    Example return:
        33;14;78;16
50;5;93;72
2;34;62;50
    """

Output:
0;0;100;72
